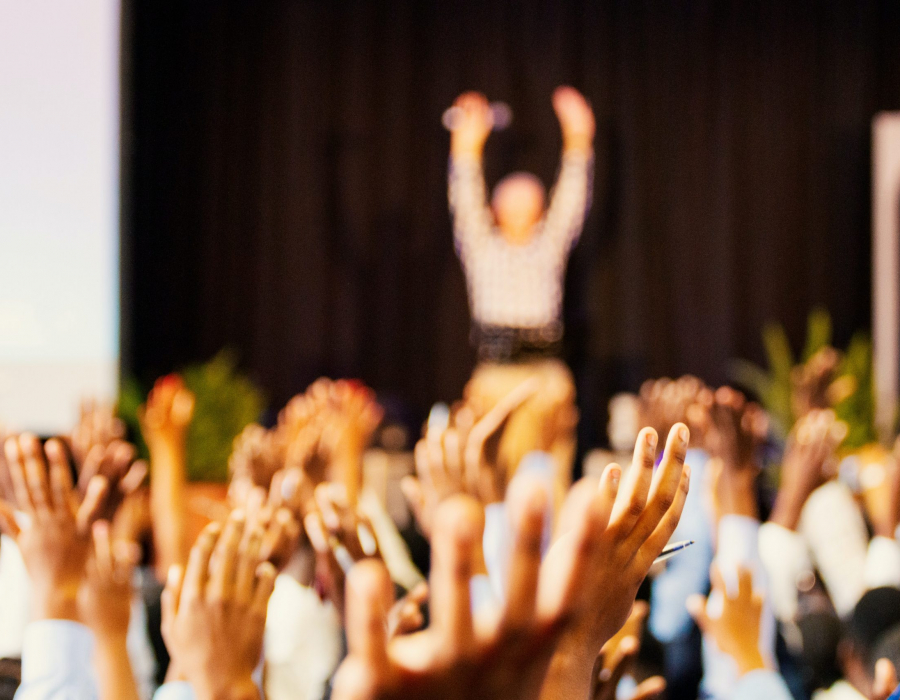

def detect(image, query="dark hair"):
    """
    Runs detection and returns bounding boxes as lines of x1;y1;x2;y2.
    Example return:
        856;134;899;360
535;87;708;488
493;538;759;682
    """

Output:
845;587;900;661
870;623;900;678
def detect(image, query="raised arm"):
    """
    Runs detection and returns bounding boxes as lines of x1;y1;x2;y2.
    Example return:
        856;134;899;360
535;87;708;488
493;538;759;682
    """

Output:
448;92;495;257
543;86;595;253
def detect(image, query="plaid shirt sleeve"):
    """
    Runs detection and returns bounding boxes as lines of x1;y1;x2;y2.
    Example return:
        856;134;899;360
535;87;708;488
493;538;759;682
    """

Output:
540;149;593;257
448;155;494;264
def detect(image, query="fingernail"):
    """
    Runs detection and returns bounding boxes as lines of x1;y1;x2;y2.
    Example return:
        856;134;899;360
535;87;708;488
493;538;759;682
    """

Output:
609;466;621;489
679;426;690;443
646;432;657;448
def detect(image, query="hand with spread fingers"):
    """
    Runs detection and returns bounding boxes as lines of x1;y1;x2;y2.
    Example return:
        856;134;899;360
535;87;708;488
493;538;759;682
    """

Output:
69;399;127;471
539;424;691;700
161;511;277;700
239;484;303;572
304;482;381;614
77;439;147;523
638;376;707;447
770;409;847;531
687;566;769;677
79;520;141;700
332;423;690;700
691;386;768;521
790;347;856;420
402;381;537;539
0;434;111;621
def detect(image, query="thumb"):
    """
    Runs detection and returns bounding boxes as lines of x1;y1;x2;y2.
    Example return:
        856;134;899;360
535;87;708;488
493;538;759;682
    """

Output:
686;594;710;635
872;658;898;700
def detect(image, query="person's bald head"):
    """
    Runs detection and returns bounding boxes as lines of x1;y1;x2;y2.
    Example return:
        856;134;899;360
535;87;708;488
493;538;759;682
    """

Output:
491;172;545;244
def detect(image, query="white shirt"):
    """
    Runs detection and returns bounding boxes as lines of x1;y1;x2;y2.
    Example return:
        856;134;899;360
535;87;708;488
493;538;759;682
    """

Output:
264;575;342;700
448;151;592;329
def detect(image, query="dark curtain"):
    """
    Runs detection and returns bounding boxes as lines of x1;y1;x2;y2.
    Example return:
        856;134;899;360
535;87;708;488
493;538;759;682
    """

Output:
126;0;900;448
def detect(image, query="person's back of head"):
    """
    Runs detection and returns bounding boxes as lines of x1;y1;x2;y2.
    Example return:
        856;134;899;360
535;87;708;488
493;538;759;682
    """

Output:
871;623;900;681
840;587;900;696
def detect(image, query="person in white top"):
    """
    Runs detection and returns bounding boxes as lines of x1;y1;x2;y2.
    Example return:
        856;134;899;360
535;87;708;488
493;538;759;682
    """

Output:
447;87;594;360
446;87;594;491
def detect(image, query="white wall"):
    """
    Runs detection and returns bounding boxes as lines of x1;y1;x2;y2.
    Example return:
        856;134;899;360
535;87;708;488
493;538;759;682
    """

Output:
0;0;121;433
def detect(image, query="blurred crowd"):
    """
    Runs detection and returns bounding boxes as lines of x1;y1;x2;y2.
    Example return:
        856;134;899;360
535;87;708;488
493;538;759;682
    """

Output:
0;346;899;700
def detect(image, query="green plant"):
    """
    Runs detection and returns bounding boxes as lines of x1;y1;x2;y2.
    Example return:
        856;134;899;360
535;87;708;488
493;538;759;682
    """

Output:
730;308;877;448
118;351;265;482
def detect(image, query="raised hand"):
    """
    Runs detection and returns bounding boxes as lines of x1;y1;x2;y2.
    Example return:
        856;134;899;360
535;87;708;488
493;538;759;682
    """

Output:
770;409;847;531
552;86;595;153
333;423;690;700
162;512;276;700
539;424;691;699
70;399;127;470
138;374;195;449
304;482;380;614
450;91;494;157
691;386;768;520
857;439;900;539
688;566;769;677
638;376;707;448
79;521;141;700
790;347;856;419
402;382;536;538
0;434;110;620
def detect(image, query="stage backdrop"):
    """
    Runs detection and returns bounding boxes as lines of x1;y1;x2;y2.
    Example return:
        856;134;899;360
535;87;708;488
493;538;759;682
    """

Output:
126;0;900;449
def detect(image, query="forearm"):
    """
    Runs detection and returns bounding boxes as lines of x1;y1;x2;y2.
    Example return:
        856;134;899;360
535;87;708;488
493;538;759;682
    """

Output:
32;586;80;622
543;150;593;247
539;641;595;700
94;633;140;700
148;438;189;575
768;488;807;531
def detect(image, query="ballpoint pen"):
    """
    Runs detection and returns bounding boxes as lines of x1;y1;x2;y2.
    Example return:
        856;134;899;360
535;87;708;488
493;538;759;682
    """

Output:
653;539;695;564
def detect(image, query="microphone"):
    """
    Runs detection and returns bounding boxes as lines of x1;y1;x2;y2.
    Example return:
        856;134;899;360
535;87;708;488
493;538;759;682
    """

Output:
442;101;513;131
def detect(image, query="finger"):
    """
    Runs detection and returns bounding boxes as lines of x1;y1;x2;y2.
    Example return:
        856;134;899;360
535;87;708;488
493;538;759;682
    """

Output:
235;526;263;604
304;511;330;555
207;511;245;601
686;593;709;634
873;659;899;700
315;483;342;533
119;460;148;496
45;438;75;513
5;437;33;514
538;465;621;618
503;480;546;631
251;561;277;617
0;499;21;539
76;476;110;535
634;466;691;570
162;564;184;626
79;444;105;491
604;636;639;697
110;441;137;483
182;521;221;602
610;428;658;530
629;424;689;548
710;563;726;595
429;495;480;652
344;559;392;668
21;435;51;519
443;428;463;486
400;476;424;518
632;676;667;700
92;520;114;580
